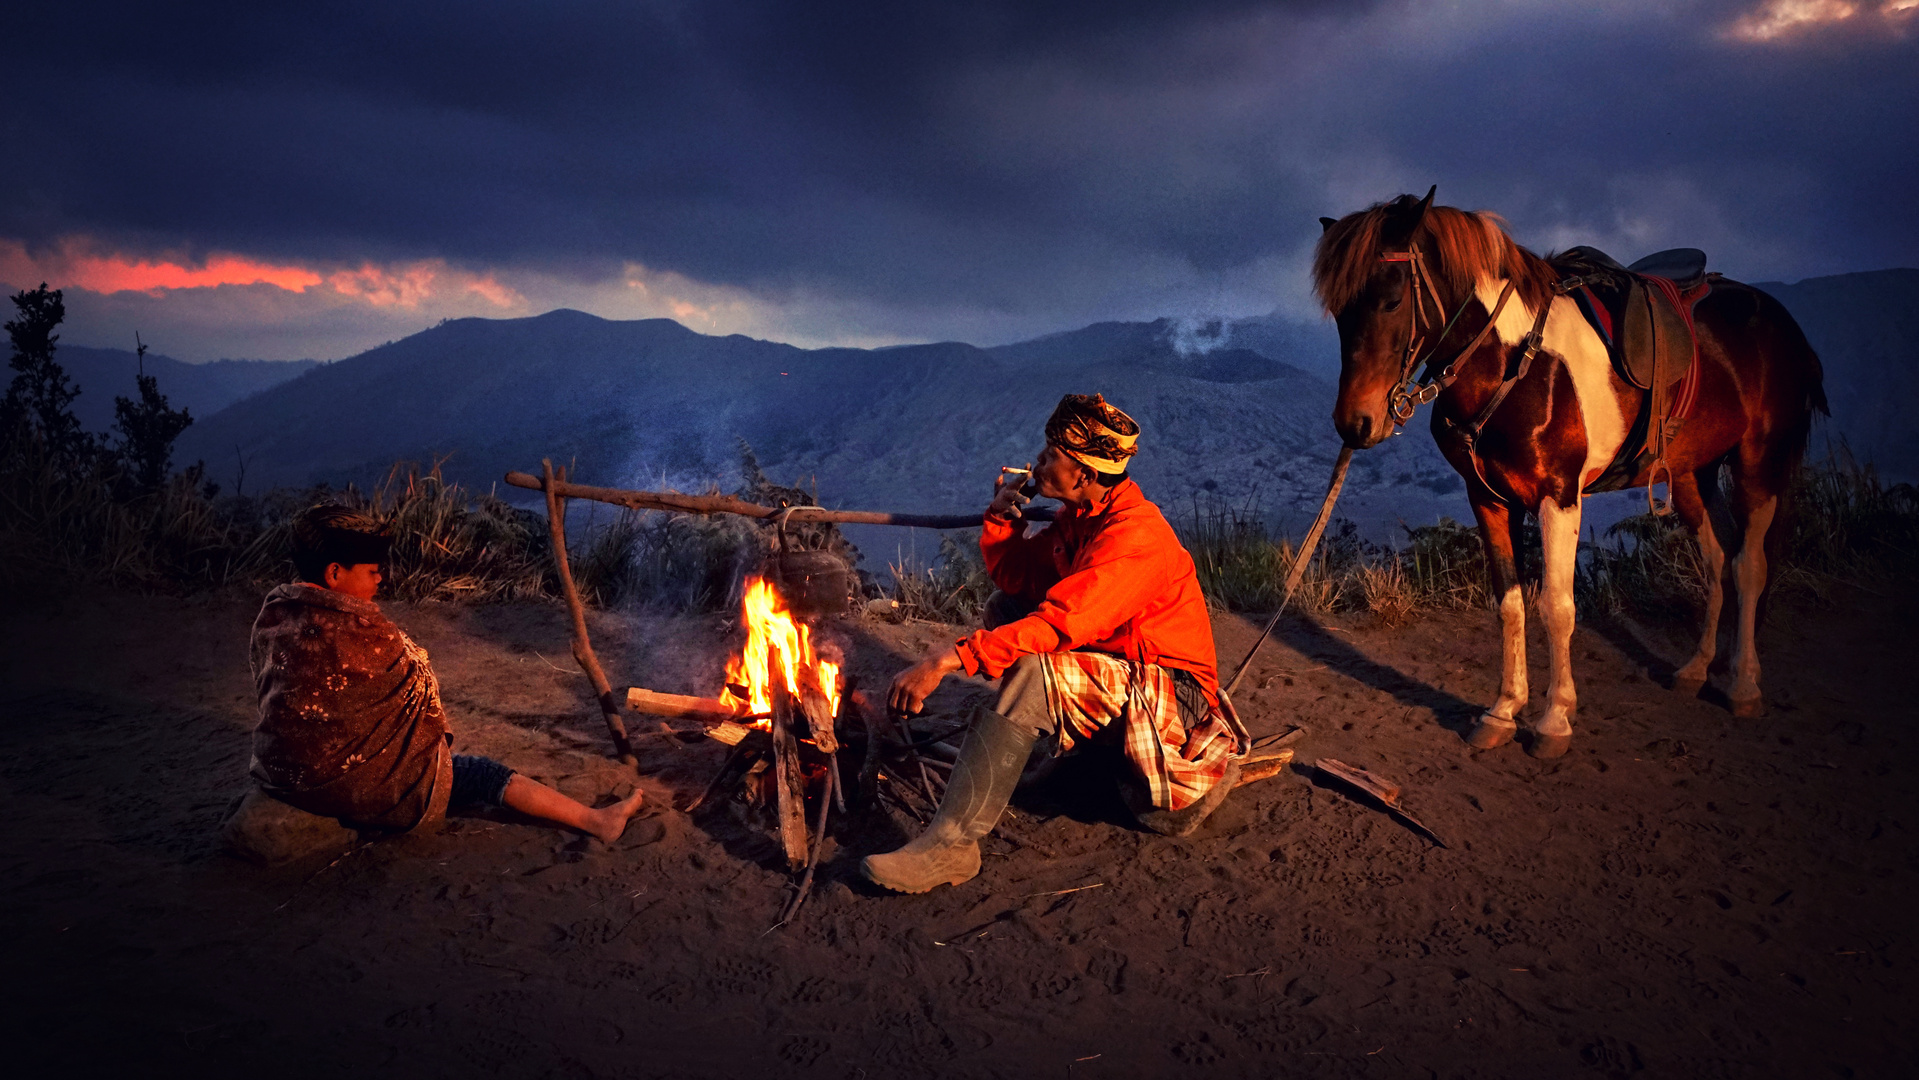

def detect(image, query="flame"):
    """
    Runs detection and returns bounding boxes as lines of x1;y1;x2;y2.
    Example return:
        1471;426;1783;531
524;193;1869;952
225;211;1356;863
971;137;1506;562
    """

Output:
719;575;842;723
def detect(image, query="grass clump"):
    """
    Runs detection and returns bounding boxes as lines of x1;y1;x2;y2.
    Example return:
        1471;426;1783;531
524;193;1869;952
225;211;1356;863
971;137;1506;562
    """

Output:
887;530;993;623
1182;504;1490;624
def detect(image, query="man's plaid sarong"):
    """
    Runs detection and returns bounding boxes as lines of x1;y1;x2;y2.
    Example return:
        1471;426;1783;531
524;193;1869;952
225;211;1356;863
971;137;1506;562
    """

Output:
1037;652;1248;811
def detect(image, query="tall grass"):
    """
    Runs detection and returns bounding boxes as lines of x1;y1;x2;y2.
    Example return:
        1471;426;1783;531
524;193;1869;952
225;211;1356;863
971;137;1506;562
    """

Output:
8;434;1909;624
1182;504;1491;624
1186;453;1917;627
888;530;993;623
0;449;568;602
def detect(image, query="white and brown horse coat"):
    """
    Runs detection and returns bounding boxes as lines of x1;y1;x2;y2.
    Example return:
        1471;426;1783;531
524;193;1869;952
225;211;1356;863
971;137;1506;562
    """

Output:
1315;193;1826;755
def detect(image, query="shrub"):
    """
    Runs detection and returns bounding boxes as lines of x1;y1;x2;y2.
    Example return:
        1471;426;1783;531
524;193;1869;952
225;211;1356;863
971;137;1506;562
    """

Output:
888;530;993;624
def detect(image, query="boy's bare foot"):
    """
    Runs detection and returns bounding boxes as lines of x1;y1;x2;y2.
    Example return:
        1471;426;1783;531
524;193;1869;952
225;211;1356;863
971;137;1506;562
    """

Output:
585;788;646;843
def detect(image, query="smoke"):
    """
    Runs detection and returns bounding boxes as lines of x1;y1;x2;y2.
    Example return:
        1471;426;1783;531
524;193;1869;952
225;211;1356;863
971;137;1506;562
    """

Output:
1165;317;1234;357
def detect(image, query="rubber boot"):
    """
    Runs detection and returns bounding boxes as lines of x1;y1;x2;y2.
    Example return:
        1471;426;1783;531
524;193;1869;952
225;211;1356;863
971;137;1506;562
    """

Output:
1126;758;1242;838
862;708;1037;894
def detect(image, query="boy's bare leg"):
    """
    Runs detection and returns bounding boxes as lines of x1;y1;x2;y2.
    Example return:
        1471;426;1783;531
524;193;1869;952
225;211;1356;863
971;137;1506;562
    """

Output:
501;775;645;843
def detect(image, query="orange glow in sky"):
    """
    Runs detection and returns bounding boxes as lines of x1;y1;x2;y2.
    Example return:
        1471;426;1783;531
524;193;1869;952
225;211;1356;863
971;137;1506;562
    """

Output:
0;240;323;294
0;237;522;311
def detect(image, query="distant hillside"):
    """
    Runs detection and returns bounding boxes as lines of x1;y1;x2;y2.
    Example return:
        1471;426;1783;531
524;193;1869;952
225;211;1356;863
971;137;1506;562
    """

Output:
175;310;1462;540
53;346;320;436
170;267;1914;559
1753;269;1919;482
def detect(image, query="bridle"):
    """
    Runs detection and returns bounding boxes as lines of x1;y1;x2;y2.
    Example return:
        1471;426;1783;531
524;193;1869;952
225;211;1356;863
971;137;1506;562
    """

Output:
1376;246;1569;452
1379;247;1517;426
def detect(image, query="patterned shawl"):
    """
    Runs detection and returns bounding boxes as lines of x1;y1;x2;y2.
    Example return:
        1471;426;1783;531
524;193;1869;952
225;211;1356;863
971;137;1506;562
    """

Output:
248;584;452;830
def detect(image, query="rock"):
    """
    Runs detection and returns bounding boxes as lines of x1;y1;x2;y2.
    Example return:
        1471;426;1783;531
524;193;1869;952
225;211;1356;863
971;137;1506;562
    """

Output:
221;788;356;866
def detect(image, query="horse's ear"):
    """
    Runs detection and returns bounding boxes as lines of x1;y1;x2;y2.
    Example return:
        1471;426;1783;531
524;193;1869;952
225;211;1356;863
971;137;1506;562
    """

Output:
1319;216;1337;233
1411;185;1436;229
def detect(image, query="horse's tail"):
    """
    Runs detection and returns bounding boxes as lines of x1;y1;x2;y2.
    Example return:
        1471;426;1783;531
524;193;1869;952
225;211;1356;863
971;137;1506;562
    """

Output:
1741;281;1829;467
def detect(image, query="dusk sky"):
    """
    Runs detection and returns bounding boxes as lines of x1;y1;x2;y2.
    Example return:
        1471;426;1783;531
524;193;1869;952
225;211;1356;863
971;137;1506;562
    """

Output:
2;0;1914;362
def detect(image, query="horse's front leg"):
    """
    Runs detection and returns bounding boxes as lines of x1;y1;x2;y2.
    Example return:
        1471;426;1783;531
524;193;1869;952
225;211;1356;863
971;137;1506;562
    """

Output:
1530;495;1582;758
1466;496;1527;749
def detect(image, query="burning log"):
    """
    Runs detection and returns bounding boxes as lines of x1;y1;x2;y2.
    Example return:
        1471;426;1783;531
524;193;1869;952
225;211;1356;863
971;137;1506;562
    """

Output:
624;688;740;725
768;644;813;872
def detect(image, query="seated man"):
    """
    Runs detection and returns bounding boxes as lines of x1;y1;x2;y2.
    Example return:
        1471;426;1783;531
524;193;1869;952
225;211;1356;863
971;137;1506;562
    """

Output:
863;393;1249;894
248;505;644;841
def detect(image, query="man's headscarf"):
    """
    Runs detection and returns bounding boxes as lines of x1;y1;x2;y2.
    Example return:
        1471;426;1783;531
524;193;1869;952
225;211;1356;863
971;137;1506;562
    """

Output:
1045;393;1139;475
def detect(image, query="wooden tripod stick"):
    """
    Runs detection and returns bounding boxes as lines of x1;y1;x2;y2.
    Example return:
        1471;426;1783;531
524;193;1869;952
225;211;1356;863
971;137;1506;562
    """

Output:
1223;446;1355;697
541;459;636;764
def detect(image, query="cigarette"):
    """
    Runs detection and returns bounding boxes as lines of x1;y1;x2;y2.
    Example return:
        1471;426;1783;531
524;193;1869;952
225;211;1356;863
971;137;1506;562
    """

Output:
1001;466;1032;475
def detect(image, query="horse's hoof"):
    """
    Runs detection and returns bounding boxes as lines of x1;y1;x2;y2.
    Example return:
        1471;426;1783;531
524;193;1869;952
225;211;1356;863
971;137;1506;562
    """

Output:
1671;675;1706;698
1525;730;1572;759
1465;716;1517;750
1730;695;1766;719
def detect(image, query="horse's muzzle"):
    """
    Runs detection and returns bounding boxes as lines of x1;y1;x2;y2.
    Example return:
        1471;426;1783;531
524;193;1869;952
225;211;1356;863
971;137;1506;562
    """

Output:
1334;408;1391;450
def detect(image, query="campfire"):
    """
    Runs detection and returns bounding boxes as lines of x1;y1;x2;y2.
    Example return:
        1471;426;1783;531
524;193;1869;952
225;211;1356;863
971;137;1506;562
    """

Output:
716;576;842;741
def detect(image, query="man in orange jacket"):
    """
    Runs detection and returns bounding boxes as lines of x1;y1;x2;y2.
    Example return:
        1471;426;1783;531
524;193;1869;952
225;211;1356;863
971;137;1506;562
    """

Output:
863;394;1248;894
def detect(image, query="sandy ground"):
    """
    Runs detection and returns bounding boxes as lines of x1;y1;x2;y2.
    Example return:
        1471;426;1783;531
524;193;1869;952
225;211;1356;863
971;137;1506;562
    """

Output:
1;579;1914;1079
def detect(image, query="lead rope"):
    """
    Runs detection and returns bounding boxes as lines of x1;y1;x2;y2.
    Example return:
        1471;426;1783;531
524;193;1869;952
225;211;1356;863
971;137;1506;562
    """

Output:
1223;446;1355;698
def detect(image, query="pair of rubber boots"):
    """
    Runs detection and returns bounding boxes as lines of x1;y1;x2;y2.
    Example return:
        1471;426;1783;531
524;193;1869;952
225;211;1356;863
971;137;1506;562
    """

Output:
860;708;1241;894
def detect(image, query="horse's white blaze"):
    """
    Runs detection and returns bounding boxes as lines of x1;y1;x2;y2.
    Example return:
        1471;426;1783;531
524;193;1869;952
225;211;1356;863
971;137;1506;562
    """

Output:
1535;497;1582;737
1475;280;1626;489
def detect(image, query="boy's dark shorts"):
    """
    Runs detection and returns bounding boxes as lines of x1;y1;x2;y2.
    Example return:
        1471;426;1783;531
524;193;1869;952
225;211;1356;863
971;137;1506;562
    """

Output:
450;754;515;811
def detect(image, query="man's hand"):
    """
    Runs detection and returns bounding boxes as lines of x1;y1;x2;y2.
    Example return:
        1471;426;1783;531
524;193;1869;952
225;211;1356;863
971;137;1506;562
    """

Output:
888;643;965;717
985;465;1032;523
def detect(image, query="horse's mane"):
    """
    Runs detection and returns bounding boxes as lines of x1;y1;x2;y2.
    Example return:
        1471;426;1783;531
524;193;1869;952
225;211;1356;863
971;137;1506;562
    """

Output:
1312;201;1556;317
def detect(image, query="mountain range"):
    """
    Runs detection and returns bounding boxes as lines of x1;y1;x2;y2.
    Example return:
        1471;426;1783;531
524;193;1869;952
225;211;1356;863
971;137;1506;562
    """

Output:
44;267;1912;550
55;346;322;436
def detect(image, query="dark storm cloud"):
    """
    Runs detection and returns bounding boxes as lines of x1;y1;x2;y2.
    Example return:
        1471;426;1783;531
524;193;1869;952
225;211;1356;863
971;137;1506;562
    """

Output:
2;0;1913;331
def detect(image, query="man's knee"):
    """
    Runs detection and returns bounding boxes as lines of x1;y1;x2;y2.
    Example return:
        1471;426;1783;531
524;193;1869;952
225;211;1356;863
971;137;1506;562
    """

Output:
993;655;1054;738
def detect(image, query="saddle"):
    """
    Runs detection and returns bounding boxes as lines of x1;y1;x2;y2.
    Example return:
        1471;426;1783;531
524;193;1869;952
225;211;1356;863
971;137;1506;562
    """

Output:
1549;245;1714;507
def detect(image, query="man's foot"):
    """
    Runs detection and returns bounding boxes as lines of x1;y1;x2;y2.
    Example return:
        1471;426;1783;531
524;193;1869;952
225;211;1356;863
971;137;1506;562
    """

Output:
861;837;983;894
585;788;646;843
862;706;1035;894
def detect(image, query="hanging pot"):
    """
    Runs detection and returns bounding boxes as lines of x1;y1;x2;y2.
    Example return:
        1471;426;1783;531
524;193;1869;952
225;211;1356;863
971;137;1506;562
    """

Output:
766;547;854;619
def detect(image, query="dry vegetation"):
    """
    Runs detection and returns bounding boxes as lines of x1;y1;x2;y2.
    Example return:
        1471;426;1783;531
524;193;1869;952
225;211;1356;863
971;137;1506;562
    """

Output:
4;427;1911;631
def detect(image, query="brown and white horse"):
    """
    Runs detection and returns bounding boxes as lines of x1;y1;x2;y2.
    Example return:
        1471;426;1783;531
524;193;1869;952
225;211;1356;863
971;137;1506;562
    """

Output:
1314;189;1827;757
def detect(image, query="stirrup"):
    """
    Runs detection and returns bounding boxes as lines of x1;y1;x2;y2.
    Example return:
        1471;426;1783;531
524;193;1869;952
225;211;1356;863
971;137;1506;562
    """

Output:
1646;459;1675;517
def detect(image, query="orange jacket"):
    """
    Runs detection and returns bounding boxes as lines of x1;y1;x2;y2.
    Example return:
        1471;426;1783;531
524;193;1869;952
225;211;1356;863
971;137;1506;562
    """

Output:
955;479;1220;705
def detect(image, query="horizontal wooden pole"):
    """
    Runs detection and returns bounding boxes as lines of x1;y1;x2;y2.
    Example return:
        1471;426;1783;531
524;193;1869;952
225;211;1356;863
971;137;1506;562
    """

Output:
505;470;1053;528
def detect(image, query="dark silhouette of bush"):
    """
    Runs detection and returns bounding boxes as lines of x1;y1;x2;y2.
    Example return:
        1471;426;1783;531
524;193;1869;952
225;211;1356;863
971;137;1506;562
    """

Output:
111;334;194;492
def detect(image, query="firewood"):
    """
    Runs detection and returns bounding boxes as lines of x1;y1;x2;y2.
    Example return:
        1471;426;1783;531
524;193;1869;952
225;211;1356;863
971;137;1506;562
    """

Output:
851;688;882;811
776;766;836;928
678;729;771;813
625;687;740;724
769;646;811;871
541;461;635;764
1313;758;1446;848
1235;749;1294;786
798;683;839;754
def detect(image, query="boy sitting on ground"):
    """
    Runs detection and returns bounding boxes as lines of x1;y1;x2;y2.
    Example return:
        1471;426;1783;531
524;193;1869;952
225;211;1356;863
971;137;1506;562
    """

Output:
246;505;644;842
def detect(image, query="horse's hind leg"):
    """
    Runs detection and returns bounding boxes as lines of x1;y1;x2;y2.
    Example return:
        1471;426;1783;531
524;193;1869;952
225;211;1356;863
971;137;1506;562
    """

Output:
1529;495;1582;758
1725;481;1779;718
1670;468;1727;697
1466;496;1525;749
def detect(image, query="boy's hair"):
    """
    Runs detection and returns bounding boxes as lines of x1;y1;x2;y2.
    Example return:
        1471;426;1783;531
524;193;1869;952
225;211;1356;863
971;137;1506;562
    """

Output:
290;505;392;584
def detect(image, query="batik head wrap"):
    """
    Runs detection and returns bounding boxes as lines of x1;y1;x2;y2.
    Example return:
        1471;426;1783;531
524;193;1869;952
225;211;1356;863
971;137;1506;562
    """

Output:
1044;393;1139;475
